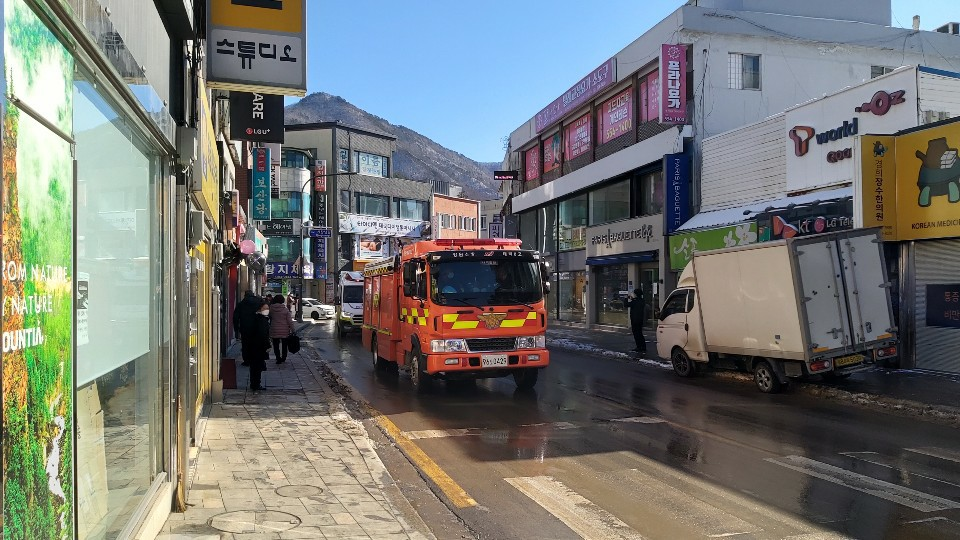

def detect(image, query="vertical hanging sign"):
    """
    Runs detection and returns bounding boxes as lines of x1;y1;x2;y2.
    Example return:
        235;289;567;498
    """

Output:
664;152;691;233
252;147;271;220
659;44;687;124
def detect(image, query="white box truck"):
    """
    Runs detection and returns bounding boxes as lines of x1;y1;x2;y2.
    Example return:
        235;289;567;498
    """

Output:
656;229;896;393
336;271;365;337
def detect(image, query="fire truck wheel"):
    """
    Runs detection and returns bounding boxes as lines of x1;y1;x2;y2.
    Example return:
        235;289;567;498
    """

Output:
410;345;433;393
371;337;389;372
513;368;539;390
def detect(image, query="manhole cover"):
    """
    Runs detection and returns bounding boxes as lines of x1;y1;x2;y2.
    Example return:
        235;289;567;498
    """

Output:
209;511;301;533
276;485;323;497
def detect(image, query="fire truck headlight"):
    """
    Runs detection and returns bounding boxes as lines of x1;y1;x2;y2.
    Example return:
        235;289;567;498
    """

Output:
516;335;545;349
430;339;467;353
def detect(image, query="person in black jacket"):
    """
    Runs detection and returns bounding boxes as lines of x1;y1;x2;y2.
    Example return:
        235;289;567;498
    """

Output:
247;303;272;391
623;287;647;353
234;290;265;366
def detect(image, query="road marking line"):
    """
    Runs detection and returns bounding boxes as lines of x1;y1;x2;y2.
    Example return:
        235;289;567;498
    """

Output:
905;517;948;524
505;476;645;540
610;416;666;424
907;447;960;464
767;455;960;512
373;415;476;508
842;451;960;489
403;421;577;440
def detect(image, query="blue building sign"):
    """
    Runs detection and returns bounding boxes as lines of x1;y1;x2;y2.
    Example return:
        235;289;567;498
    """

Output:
664;152;690;234
251;147;271;220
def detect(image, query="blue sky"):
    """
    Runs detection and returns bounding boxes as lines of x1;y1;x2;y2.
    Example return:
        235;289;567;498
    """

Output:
291;1;957;163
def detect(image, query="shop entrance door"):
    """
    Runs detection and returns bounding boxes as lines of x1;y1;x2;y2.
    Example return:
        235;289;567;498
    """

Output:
640;266;659;328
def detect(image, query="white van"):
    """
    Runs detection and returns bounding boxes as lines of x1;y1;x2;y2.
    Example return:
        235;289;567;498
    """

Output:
336;271;364;337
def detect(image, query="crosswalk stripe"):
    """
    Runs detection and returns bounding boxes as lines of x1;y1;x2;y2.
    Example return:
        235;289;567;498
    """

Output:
842;451;960;488
505;476;646;540
403;421;577;440
907;447;960;465
767;455;960;512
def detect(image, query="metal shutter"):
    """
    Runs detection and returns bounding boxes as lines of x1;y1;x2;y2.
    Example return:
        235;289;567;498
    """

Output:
913;239;960;373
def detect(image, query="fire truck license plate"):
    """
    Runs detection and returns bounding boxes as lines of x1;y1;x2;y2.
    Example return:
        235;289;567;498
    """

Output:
481;354;509;367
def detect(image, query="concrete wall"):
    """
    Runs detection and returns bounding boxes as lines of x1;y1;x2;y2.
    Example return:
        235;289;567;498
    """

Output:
690;0;891;26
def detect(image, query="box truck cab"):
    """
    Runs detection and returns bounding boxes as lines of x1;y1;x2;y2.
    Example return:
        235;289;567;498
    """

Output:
657;229;897;393
336;271;364;337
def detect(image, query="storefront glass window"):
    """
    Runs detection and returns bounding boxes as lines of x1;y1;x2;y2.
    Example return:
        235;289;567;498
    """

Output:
558;195;588;251
557;271;586;322
519;210;537;251
589;179;630;225
637;170;664;216
595;265;630;326
538;204;557;254
75;77;162;539
355;193;389;217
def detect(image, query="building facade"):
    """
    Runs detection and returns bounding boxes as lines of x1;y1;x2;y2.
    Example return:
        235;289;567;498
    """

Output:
433;194;480;239
505;0;960;329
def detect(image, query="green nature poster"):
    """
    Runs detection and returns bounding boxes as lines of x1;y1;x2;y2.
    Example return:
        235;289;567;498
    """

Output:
2;0;75;538
668;223;758;271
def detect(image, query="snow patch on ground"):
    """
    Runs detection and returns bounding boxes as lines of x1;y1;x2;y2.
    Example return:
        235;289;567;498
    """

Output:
548;337;671;371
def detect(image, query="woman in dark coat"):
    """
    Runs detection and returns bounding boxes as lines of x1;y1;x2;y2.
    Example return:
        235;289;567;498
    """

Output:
248;302;271;391
268;294;295;364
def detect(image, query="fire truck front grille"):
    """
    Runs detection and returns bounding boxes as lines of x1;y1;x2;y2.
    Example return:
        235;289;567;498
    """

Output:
466;337;516;352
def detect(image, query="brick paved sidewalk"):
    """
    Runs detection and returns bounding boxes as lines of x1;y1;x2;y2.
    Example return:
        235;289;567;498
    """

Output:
156;339;433;540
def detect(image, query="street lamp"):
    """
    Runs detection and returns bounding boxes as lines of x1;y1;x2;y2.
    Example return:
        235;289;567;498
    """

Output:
296;217;312;321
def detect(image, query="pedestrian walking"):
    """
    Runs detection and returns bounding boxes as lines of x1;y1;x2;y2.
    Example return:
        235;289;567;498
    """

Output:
624;287;647;353
233;290;264;366
248;302;272;391
268;294;295;364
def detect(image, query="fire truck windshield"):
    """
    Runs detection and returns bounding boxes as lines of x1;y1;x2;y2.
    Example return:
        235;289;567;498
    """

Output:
431;260;543;306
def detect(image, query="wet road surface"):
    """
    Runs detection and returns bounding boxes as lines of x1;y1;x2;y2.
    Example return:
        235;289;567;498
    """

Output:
302;322;960;540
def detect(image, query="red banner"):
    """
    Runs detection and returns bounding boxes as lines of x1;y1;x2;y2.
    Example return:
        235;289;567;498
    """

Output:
564;113;592;160
525;146;540;181
543;132;561;174
314;160;327;192
599;86;633;145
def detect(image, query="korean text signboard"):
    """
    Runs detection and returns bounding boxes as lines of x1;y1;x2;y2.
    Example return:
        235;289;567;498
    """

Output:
668;223;757;271
229;91;284;143
599;87;633;145
314;160;327;192
858;135;898;241
659;44;687;124
207;0;307;96
535;58;615;133
565;113;592;160
893;120;960;240
664;153;690;233
261;219;294;236
525;146;540;182
252;147;271;220
926;284;960;328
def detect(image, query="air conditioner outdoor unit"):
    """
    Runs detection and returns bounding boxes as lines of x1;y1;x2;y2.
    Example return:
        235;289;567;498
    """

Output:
213;242;224;263
923;110;951;124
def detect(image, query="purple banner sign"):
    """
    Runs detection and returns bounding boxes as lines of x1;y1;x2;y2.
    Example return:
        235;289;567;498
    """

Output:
660;44;687;124
599;86;634;145
565;113;592;160
535;58;615;133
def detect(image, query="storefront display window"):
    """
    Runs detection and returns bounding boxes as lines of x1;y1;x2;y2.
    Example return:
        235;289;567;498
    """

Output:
519;210;537;251
637;170;664;216
75;76;163;539
538;204;558;254
595;265;630;326
590;179;630;225
559;195;588;251
557;271;586;322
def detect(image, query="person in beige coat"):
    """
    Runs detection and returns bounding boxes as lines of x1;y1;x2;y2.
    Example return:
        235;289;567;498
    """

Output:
268;294;295;364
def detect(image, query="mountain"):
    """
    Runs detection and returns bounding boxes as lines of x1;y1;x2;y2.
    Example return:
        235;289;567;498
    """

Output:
285;93;502;200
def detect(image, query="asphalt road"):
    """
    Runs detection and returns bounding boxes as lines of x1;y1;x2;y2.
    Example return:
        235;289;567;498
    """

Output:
302;322;960;540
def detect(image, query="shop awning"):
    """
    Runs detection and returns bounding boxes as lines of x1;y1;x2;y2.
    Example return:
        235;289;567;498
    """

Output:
676;186;852;232
586;250;658;266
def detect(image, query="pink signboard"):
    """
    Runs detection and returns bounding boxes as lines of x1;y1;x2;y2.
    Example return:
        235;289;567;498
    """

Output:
645;71;660;122
543;132;562;173
659;44;687;124
525;146;540;181
535;59;615;133
564;113;592;160
599;86;633;145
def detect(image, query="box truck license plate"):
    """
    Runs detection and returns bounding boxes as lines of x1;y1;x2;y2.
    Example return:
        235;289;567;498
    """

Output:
834;354;864;368
481;354;509;367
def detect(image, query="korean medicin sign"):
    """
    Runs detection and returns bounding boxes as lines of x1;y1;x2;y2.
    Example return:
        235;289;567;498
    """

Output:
659;44;687;124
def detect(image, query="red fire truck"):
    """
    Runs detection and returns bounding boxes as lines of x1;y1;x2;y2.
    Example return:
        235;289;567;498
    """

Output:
361;238;551;392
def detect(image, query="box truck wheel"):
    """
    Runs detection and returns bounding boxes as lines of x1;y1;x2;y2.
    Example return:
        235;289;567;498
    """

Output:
671;348;697;378
371;337;389;372
753;360;782;393
410;344;433;393
513;368;539;390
